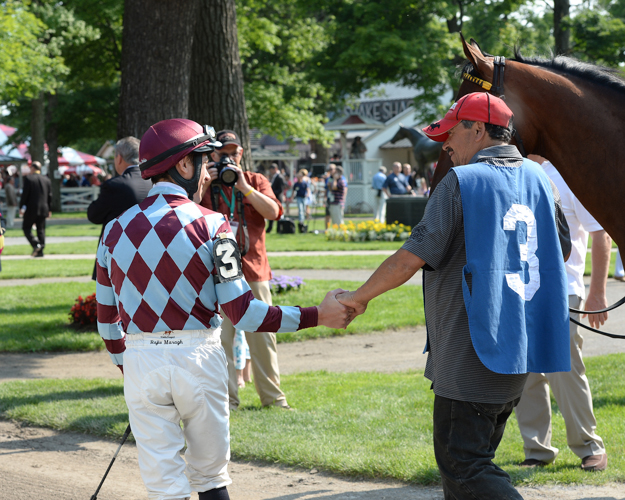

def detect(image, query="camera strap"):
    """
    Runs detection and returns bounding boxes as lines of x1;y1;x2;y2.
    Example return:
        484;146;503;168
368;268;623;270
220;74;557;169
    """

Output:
210;185;249;257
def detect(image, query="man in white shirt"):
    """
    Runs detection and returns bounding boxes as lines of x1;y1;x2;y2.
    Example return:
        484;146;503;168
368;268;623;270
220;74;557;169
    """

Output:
515;155;610;471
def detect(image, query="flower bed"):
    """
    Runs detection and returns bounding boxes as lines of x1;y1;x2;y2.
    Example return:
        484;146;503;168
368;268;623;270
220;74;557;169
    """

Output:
325;220;411;242
69;293;98;330
269;274;305;294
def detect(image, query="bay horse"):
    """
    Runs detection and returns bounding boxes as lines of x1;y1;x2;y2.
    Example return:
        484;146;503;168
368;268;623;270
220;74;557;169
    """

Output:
390;125;442;185
431;35;625;249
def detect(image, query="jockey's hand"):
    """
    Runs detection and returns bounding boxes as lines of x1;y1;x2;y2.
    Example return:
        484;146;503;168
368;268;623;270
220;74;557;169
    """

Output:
317;289;354;329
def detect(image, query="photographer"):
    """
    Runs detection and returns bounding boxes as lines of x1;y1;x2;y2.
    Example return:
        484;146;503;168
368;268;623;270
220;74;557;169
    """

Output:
199;130;290;410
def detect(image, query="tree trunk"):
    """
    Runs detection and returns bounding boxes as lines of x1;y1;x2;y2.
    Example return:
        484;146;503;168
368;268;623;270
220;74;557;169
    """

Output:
45;93;61;212
554;0;570;55
310;139;328;165
189;0;252;171
30;93;45;165
118;0;200;139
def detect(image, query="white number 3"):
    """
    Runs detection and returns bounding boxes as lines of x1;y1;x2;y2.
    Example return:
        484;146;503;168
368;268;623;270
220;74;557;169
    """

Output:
503;204;540;301
216;240;240;279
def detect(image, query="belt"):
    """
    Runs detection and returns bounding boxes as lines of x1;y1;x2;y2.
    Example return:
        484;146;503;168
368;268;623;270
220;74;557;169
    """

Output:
125;328;221;348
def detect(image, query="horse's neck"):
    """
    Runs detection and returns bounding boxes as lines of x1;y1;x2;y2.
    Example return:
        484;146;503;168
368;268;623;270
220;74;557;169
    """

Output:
402;127;426;143
509;63;625;246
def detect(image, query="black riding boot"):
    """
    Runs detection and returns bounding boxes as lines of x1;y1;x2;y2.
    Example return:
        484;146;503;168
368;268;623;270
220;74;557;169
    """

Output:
199;486;230;500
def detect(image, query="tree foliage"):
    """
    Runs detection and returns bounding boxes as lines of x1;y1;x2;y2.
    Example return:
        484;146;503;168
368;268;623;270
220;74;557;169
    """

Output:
237;0;335;144
3;0;625;152
568;2;625;67
0;0;67;101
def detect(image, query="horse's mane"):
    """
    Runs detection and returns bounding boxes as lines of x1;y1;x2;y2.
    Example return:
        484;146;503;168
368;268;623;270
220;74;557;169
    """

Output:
460;52;625;94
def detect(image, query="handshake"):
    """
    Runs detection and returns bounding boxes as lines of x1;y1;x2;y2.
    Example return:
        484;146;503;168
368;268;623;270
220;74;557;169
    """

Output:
315;289;368;329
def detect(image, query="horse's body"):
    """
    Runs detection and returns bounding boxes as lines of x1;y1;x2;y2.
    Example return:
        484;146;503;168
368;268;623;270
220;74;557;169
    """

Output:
431;37;625;249
390;126;442;184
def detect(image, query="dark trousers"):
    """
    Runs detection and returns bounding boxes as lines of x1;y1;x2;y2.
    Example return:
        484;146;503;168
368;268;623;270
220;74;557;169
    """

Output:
433;394;524;500
22;213;46;249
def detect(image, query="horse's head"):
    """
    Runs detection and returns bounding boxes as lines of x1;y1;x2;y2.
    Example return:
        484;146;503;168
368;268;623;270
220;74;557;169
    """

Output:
430;34;536;194
390;125;408;144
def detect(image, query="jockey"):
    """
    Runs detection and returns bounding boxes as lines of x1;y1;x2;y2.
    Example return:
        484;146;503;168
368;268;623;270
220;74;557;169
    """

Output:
95;118;351;500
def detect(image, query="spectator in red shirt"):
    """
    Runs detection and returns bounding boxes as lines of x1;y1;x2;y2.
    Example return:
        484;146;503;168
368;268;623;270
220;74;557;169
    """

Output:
200;130;290;410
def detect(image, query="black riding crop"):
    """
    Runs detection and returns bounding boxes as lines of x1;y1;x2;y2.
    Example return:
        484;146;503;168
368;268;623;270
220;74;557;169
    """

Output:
90;424;132;500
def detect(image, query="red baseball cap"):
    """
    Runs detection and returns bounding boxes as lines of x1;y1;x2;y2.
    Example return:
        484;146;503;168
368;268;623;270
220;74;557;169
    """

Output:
139;119;219;179
422;93;513;142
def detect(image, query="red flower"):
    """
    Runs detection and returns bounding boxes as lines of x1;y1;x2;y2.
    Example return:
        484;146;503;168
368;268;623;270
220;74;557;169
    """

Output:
69;293;98;326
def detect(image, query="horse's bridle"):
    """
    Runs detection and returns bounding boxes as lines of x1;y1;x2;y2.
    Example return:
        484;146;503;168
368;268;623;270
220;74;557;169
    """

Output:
464;57;625;340
461;56;528;157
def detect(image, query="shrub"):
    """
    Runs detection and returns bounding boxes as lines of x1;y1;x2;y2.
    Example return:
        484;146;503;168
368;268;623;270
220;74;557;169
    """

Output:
325;220;411;242
69;293;98;327
269;274;305;294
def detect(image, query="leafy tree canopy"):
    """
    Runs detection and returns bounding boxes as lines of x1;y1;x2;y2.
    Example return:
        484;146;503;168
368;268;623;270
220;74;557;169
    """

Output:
0;0;67;101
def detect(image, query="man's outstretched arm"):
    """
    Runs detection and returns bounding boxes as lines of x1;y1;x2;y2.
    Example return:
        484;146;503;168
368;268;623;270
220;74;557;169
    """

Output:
337;249;425;316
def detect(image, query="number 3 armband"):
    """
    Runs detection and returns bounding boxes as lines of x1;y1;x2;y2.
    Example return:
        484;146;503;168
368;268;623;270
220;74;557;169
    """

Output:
213;236;244;283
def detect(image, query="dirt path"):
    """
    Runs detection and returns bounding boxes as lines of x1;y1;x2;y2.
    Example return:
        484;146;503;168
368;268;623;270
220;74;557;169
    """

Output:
2;270;625;498
2;326;625;499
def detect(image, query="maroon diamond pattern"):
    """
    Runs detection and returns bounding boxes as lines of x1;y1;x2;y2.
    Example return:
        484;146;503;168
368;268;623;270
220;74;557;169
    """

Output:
125;212;153;249
183;251;210;294
138;195;158;211
104;221;123;252
190;297;214;328
184;216;210;249
118;302;131;330
163;195;189;209
126;253;153;295
154;252;182;294
110;258;127;293
132;299;159;332
160;298;189;331
154;210;184;248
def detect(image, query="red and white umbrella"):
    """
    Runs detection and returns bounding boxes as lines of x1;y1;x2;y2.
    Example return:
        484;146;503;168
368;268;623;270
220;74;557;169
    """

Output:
59;164;104;176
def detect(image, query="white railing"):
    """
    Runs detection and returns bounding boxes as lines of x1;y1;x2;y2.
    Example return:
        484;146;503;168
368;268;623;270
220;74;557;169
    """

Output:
342;159;382;213
342;158;382;185
61;186;100;212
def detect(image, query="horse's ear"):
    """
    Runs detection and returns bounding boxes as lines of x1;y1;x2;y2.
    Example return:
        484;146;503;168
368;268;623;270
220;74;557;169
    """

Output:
460;33;493;76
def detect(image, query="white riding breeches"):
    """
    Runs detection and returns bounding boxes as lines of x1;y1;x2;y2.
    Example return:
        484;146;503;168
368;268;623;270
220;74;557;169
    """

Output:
124;329;231;500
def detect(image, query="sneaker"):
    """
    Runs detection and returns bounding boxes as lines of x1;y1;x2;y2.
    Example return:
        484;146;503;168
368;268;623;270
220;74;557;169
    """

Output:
518;458;548;468
614;275;625;282
31;244;42;257
581;453;607;471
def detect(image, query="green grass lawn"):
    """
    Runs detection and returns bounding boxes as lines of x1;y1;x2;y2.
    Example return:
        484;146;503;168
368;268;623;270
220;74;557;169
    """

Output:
50;212;89;220
0;259;94;279
4;223;100;238
1;240;99;256
0;282;102;352
264;232;403;252
0;280;423;352
1;353;624;486
268;254;388;270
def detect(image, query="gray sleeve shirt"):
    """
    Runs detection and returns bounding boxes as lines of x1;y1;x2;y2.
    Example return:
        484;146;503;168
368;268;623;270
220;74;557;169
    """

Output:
401;146;532;404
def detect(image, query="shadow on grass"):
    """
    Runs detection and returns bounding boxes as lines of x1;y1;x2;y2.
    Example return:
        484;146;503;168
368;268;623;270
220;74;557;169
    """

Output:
0;303;75;316
0;385;124;413
67;413;131;440
592;395;625;409
263;486;439;500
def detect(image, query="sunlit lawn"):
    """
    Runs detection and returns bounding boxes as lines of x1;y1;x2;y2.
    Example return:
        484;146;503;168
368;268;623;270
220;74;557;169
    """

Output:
1;353;624;486
0;279;424;351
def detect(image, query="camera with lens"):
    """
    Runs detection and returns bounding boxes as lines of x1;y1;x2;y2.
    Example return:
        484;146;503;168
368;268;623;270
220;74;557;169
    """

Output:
213;155;239;187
